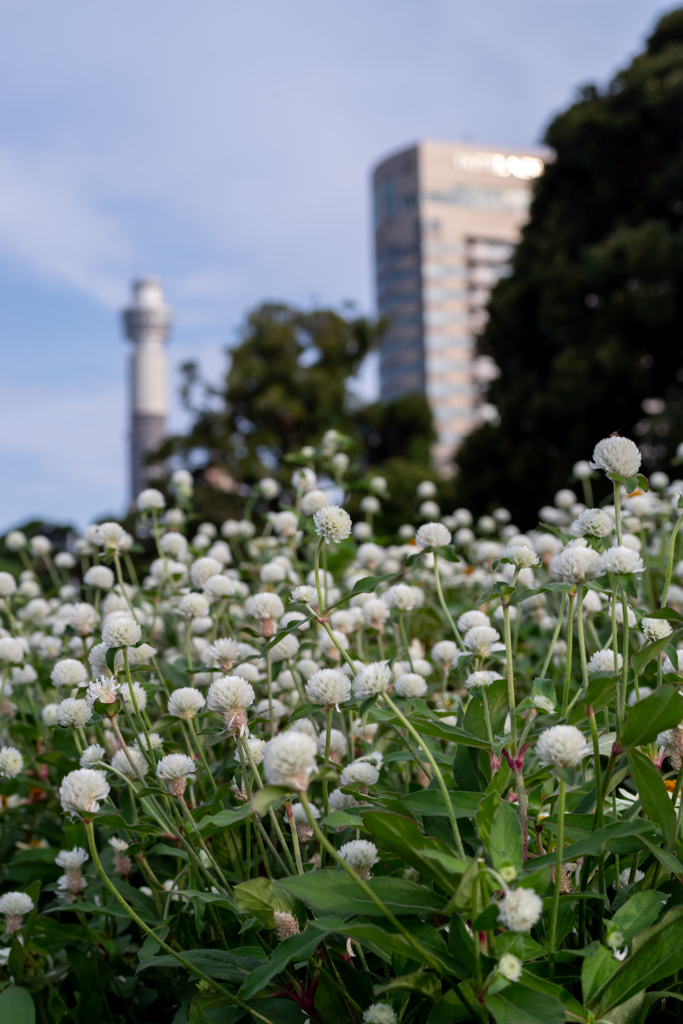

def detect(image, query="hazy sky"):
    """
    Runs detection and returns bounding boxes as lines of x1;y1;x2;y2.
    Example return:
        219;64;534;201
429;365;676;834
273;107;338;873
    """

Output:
0;0;675;530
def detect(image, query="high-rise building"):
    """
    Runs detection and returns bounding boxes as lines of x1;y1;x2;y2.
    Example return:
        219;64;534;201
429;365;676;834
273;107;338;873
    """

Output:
372;140;546;471
122;278;172;501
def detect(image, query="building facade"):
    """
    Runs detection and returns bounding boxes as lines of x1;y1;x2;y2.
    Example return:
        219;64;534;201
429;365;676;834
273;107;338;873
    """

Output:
372;140;545;470
122;278;172;502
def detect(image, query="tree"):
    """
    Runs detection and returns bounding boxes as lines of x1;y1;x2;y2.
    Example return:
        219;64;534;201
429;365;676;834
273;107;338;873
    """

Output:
454;8;683;525
162;301;439;527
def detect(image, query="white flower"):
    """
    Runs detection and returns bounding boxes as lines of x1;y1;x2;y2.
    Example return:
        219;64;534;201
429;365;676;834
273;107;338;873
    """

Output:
273;910;300;942
363;1005;397;1024
0;572;16;597
354;662;392;698
5;531;27;551
207;675;255;734
339;839;379;880
498;887;543;932
0;747;23;778
291;585;316;604
57;698;92;728
362;599;390;628
246;592;285;620
51;659;88;689
263;730;318;790
502;544;540;568
600;546;645;575
590;436;641;479
203;575;237;598
59;768;110;817
190;557;222;589
134;733;163;753
84;565;115;589
552;544;603;583
157;753;197;795
497;953;522;982
246;737;266;766
618;867;645;887
42;703;59;725
385;584;417;612
55;847;88;870
94;522;128;551
572;508;615;538
588;649;623;673
313;505;352;544
306;669;351;709
394;673;427;698
463;626;501;656
533;694;556;714
86;676;121;708
271;511;299;538
329;787;359;811
101;615;141;648
536;725;590;768
138;488;165;511
415;523;451;549
80;744;106;768
0;638;23;663
120;681;148;714
112;748;149;780
301;489;331;516
179;593;210;618
160;532;188;559
168;687;206;720
0;891;34;933
203;638;240;672
271;634;300;662
458;610;490;632
465;671;502;690
339;761;379;789
642;617;673;642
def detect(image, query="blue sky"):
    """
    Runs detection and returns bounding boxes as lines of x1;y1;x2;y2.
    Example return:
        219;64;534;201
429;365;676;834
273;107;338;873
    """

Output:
0;0;675;530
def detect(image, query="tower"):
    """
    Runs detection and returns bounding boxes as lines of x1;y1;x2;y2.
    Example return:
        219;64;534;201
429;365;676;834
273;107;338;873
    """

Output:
372;140;546;471
122;278;172;501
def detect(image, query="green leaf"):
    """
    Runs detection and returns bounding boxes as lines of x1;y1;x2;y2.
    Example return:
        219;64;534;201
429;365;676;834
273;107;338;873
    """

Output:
105;646;120;674
525;818;651;870
486;982;565;1024
516;971;586;1023
581;944;619;1006
0;985;35;1024
646;608;683;623
233;878;303;928
138;948;263;983
432;545;460;563
399;789;482;819
288;702;321;723
638;834;683;875
628;749;677;847
631;630;683;677
622;685;683;748
610;890;668;944
377;969;442;1002
238;924;333;999
476;791;501;852
593;906;683;1015
361;810;463;892
278;873;445;916
261;615;316;654
251;787;291;816
196;804;253;834
463;679;508;741
326;572;401;610
490;800;523;876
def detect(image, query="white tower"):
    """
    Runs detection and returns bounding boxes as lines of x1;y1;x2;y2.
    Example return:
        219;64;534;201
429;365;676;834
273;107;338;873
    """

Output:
122;278;172;501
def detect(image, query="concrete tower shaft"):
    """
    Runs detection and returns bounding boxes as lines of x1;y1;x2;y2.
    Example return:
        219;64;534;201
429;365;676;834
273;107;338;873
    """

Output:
122;278;172;501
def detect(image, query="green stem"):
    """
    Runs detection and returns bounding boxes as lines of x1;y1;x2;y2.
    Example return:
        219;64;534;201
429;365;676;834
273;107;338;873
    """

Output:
323;706;333;818
187;716;216;793
662;512;683;607
285;801;304;875
549;779;566;957
481;688;494;745
503;601;518;754
562;592;575;718
399;614;414;671
540;591;567;678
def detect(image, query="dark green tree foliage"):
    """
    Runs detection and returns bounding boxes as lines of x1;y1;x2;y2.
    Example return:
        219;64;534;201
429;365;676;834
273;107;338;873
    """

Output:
164;302;439;526
455;8;683;525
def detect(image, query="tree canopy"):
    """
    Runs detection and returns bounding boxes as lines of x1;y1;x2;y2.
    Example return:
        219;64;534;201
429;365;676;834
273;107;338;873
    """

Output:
454;7;683;525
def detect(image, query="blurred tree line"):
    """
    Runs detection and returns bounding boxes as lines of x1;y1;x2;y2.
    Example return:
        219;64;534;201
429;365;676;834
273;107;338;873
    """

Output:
454;7;683;523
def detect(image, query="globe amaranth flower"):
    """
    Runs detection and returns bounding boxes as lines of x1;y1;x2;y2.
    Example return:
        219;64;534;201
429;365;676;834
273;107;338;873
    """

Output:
57;698;92;728
590;436;641;479
80;743;106;768
167;687;206;720
533;694;556;714
137;488;165;511
329;787;359;812
339;761;379;791
306;668;351;709
385;584;417;612
55;847;89;899
246;736;266;767
59;768;110;818
0;571;16;597
207;675;255;734
600;546;645;575
86;676;121;709
203;574;237;599
501;544;540;569
270;633;300;662
246;592;285;638
498;887;543;932
178;592;210;618
157;752;197;796
120;681;148;714
463;626;502;657
0;891;34;934
551;542;603;584
465;670;503;690
394;672;428;698
203;637;240;673
83;565;115;589
363;1005;397;1024
497;953;522;982
457;610;490;632
0;637;24;663
291;584;316;605
642;617;673;642
0;746;23;778
572;508;615;538
94;522;128;551
588;649;623;674
339;839;379;880
535;725;590;768
42;703;59;726
101;615;141;648
301;489;331;516
51;658;88;689
263;730;318;791
112;747;149;780
415;522;451;549
273;909;300;942
354;662;392;699
313;505;352;544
